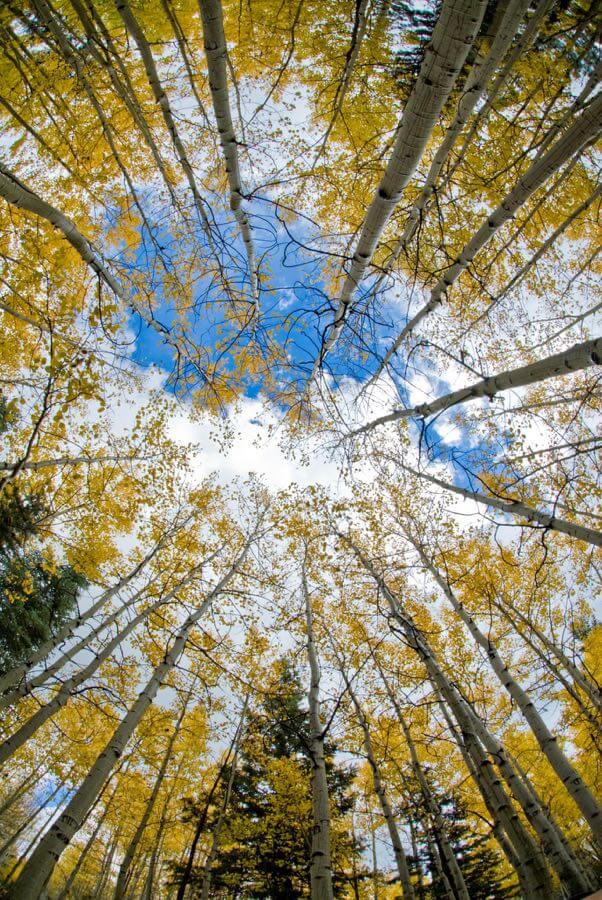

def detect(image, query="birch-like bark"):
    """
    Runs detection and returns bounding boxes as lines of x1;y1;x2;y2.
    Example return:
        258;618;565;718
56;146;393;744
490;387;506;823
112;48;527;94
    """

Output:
113;691;192;899
414;541;602;850
393;461;602;548
339;532;590;894
487;592;601;715
0;162;205;380
373;89;602;371
302;561;334;900
67;0;183;212
0;553;215;764
9;528;256;899
352;336;601;434
481;183;602;316
0;451;160;473
30;0;161;246
443;0;557;190
373;656;469;900
0;775;66;863
0;526;177;697
310;0;488;374
0;572;163;711
436;696;548;898
338;664;415;900
198;0;257;304
0;763;48;819
56;778;121;900
113;0;214;242
199;694;249;900
388;0;531;263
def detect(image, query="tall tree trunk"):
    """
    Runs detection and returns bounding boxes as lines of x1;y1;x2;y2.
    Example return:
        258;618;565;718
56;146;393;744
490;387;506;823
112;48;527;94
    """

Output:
113;689;193;899
198;0;258;304
8;527;258;899
0;531;174;698
351;336;601;434
413;539;602;850
338;531;589;894
392;462;602;548
309;0;488;374
302;557;334;899
0;557;212;765
378;89;602;357
373;654;469;900
337;661;415;900
176;695;250;900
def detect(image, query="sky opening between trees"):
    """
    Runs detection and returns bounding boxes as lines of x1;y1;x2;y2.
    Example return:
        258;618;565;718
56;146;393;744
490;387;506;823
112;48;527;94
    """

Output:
0;0;600;897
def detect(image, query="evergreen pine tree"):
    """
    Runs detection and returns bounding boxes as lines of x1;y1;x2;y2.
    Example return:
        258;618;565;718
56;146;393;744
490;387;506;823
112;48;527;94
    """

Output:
173;660;366;898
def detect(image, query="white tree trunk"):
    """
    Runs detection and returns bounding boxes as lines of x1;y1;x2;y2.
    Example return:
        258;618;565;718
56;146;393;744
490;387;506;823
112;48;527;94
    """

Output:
351;336;601;432
396;462;602;548
198;0;258;304
388;0;531;263
0;162;205;379
310;0;488;374
339;664;415;900
374;88;602;370
414;541;602;852
339;532;593;893
302;561;334;900
8;530;256;899
0;531;173;697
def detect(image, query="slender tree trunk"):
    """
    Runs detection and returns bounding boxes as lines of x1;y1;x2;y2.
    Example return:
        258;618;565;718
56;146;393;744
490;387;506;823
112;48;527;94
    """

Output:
56;777;122;900
379;90;602;354
176;697;250;900
338;663;415;900
198;0;258;303
94;825;122;898
0;162;205;380
8;528;257;899
113;690;193;899
352;336;601;434
392;462;602;548
339;531;589;894
0;572;163;711
302;558;334;899
0;559;209;765
436;698;551;899
0;528;176;697
373;655;469;900
310;0;488;374
0;776;65;864
0;763;49;819
416;543;602;849
388;0;531;262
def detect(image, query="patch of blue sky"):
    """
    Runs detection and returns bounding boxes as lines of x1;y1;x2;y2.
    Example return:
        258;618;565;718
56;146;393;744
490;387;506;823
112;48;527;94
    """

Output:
109;193;508;489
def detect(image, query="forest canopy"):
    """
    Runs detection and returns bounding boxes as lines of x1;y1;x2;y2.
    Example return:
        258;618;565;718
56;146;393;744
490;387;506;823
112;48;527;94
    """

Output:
0;0;600;897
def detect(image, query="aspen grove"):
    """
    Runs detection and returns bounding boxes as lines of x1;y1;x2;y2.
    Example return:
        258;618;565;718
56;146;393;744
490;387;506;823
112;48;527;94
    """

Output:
0;0;600;897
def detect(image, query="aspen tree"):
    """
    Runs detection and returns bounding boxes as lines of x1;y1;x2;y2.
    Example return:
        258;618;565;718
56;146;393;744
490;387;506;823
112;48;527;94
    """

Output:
337;530;594;894
351;336;601;433
198;694;249;900
302;554;334;900
8;517;261;898
373;90;602;370
410;536;602;848
309;0;488;375
198;0;258;304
